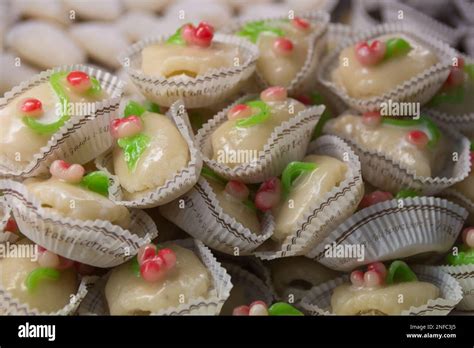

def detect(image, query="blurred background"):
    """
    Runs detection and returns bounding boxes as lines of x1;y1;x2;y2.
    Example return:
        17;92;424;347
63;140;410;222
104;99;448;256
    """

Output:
1;0;473;97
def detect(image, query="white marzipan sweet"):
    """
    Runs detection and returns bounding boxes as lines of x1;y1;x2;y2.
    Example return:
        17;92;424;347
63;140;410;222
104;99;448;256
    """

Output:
25;178;131;228
105;244;211;315
211;99;306;168
332;34;438;99
331;281;440;315
272;155;347;242
112;111;190;196
0;240;78;313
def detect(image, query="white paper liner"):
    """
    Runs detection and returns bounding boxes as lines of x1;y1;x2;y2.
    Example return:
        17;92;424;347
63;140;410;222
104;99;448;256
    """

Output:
350;0;382;31
318;23;457;112
454;0;474;25
424;54;474;135
196;94;324;183
118;33;258;108
300;265;463;315
0;196;18;244
77;239;233;316
325;23;353;55
306;197;468;271
326;111;472;195
224;11;330;95
94;100;202;209
0;179;158;268
221;262;274;312
440;264;474;311
0;275;96;315
382;1;463;45
254;135;364;260
0;64;123;178
159;177;274;255
440;188;474;225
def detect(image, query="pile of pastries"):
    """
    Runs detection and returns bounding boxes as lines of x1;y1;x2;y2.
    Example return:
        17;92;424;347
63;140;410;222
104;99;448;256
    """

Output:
0;0;473;316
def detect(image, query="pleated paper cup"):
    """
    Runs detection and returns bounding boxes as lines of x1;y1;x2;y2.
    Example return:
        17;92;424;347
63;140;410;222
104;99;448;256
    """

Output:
300;265;463;316
118;34;258;108
424;54;474;136
440;264;474;311
224;11;330;95
382;1;463;45
0;196;18;244
318;23;457;112
350;0;382;31
254;135;364;260
220;262;274;315
159;177;274;255
306;197;468;272
196;94;324;183
325;23;354;55
0;179;158;268
95;100;202;209
0;275;96;315
325;112;472;195
440;188;474;225
0;64;123;178
77;239;233;316
454;0;474;24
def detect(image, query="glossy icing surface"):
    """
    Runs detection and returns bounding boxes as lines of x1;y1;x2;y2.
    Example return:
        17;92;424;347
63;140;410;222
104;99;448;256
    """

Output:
332;34;438;99
207;180;261;234
105;244;211;315
324;114;447;177
141;43;240;78
0;240;78;313
273;155;347;242
331;281;440;315
257;22;310;87
113;111;190;195
25;177;131;228
211;99;305;168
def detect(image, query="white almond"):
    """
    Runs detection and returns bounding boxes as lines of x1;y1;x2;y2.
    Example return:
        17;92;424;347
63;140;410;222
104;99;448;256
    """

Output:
6;21;86;69
122;0;170;12
69;23;129;69
12;0;70;26
64;0;122;21
165;0;232;29
0;53;39;95
117;11;159;43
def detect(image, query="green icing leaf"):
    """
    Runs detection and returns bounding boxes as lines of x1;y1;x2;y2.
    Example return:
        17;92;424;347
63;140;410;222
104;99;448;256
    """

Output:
464;64;474;82
384;38;412;60
87;76;102;96
143;101;161;114
282;161;317;197
446;245;474;266
201;167;227;186
237;20;285;43
131;256;141;277
26;267;61;293
236;100;270;128
80;171;110;197
395;189;420;199
381;115;441;149
385;260;418;285
124;100;147;117
428;85;464;107
118;133;150;172
268;302;304;316
23;72;70;135
166;26;186;45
